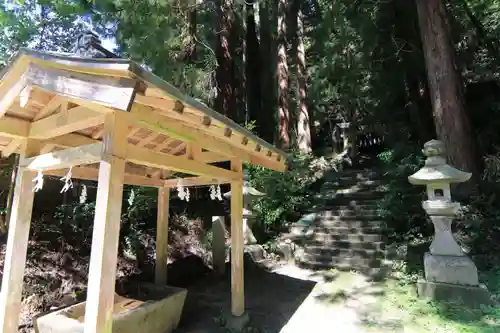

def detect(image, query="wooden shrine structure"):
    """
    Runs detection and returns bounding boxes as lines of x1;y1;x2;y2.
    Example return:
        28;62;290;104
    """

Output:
0;48;286;333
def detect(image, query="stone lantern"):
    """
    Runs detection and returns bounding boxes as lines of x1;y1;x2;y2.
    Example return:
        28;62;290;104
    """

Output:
224;170;265;245
409;140;490;305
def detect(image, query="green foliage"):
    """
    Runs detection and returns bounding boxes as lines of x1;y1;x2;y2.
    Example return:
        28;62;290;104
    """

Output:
248;151;341;236
376;144;429;242
0;0;89;66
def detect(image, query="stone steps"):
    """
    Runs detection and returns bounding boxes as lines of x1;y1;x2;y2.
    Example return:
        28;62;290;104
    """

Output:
296;255;383;271
304;240;385;251
322;180;382;191
289;166;388;271
312;232;383;243
303;246;385;258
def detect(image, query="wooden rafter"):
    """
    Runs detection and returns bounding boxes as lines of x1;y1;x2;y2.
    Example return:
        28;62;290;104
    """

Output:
29;106;105;139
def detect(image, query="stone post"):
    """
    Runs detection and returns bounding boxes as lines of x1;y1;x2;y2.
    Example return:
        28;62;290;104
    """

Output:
409;140;490;305
212;216;226;275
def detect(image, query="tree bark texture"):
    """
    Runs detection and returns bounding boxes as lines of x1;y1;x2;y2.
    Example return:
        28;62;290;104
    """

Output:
416;0;479;175
231;4;246;124
246;4;262;127
277;0;290;149
216;0;236;120
295;1;311;152
258;0;277;143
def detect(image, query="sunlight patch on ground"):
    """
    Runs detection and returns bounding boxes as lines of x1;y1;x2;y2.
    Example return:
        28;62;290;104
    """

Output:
273;264;500;333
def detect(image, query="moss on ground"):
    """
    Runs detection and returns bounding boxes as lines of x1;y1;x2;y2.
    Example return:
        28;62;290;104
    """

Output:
318;266;500;333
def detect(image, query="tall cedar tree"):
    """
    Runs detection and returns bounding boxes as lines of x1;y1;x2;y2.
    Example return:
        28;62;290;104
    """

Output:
277;0;290;149
293;0;311;152
257;0;277;143
215;0;236;120
416;0;479;176
246;4;262;129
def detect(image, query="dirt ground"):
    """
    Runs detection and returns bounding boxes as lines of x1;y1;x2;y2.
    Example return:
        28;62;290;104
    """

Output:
173;258;317;333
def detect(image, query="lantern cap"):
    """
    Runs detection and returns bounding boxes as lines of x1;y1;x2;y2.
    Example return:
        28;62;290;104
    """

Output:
408;140;472;185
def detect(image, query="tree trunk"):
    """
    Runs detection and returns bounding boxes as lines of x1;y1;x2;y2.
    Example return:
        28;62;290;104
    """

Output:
416;0;479;176
215;0;236;120
232;4;246;124
246;4;262;127
258;0;277;143
277;0;290;149
295;1;311;152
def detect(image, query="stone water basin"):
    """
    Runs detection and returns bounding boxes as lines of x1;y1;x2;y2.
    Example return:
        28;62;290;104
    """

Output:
35;284;187;333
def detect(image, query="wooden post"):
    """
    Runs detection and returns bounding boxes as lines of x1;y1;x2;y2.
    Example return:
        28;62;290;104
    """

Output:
212;216;226;275
0;140;40;333
155;187;170;285
230;160;244;317
84;114;127;333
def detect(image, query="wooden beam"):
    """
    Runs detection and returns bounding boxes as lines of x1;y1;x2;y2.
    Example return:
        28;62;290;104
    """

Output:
155;188;170;285
29;106;105;139
230;159;244;317
2;140;22;158
0;116;30;139
0;139;39;333
48;133;97;147
0;57;29;119
44;166;164;188
130;106;286;171
33;96;64;121
127;145;240;181
26;63;137;111
134;97;279;161
164;176;223;188
84;115;127;333
19;143;103;171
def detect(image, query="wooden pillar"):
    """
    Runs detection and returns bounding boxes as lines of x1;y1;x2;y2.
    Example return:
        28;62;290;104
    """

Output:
230;160;244;317
212;216;226;275
84;114;126;333
155;187;170;285
0;140;40;333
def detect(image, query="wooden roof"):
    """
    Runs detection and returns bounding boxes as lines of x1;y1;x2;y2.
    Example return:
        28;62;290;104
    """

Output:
0;48;286;187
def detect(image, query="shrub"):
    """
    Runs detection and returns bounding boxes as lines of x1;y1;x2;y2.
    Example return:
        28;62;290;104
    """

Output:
376;143;429;242
247;150;342;239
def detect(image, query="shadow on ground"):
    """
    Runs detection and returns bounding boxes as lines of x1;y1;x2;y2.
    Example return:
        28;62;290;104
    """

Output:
309;242;500;333
172;258;316;333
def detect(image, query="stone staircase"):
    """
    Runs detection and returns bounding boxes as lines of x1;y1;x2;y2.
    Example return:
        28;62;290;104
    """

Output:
288;168;387;273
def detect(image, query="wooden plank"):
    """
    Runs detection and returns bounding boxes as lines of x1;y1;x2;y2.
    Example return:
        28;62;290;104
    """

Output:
19;143;103;171
230;159;244;316
83;115;127;333
127;145;240;181
29;106;105;139
0;139;39;333
26;63;137;111
155;187;170;285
